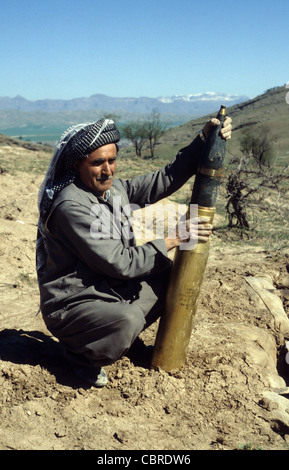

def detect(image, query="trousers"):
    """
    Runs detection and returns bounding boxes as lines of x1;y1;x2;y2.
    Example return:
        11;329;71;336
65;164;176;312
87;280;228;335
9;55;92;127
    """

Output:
42;268;170;368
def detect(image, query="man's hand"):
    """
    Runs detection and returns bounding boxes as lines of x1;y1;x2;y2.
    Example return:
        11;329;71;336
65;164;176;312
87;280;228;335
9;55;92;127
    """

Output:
202;116;232;141
164;216;212;251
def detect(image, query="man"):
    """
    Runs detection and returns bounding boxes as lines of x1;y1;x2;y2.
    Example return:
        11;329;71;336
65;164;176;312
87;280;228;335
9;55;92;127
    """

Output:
36;116;232;387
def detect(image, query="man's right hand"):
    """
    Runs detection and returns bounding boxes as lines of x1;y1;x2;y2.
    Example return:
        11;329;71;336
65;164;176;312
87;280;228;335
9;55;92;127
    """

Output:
164;216;212;251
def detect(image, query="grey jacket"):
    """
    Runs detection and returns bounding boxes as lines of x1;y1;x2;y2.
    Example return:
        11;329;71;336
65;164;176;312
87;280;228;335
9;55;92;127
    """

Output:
38;137;203;316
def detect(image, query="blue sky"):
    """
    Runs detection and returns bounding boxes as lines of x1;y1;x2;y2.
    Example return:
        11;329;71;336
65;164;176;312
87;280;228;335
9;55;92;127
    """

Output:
1;0;289;101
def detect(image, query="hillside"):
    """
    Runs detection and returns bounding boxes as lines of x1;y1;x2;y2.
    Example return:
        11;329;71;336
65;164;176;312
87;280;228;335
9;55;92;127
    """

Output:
0;133;52;153
155;85;289;163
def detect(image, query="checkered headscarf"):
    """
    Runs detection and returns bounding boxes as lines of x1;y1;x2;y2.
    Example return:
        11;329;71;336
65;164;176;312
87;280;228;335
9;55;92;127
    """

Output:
36;118;120;278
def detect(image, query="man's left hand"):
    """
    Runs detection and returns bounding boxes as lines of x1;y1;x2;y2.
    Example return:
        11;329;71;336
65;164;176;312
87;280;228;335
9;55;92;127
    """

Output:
202;116;232;141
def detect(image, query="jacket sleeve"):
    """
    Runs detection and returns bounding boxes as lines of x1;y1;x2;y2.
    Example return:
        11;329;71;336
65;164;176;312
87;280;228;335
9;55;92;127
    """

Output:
48;200;171;280
122;135;204;206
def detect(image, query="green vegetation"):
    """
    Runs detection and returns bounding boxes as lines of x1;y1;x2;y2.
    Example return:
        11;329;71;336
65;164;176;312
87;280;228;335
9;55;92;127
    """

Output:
237;442;263;450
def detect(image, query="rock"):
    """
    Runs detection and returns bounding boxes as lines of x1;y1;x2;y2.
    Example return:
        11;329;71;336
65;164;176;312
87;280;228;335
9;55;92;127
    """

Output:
245;275;289;338
261;391;289;430
234;324;286;389
279;275;289;289
280;289;289;301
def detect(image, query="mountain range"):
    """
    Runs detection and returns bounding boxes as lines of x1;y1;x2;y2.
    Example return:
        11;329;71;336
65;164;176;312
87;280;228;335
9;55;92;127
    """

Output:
0;92;248;115
1;85;288;162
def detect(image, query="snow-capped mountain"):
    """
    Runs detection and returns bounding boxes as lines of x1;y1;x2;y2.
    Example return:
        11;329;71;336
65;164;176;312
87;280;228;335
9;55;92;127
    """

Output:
158;92;246;104
0;92;248;116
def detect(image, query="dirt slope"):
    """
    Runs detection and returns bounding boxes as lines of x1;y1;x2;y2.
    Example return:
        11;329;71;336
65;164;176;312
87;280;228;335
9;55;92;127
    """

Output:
0;165;289;451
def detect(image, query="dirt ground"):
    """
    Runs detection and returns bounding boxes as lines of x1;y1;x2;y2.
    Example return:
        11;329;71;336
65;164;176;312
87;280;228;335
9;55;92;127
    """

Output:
1;152;289;451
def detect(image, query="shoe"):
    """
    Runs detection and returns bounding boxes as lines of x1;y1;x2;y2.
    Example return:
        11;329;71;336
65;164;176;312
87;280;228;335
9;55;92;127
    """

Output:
73;365;108;388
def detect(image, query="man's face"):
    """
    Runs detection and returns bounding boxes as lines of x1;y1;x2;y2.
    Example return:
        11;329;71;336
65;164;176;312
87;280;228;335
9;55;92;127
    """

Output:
75;143;117;196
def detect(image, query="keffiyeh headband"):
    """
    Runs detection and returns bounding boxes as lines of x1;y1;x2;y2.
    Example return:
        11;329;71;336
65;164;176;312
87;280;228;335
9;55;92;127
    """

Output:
38;118;120;223
36;118;120;277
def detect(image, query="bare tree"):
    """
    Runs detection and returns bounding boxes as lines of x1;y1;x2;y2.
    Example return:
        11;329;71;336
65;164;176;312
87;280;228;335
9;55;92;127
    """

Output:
239;124;275;167
145;109;167;158
226;162;250;229
121;110;168;158
121;121;148;157
225;126;289;232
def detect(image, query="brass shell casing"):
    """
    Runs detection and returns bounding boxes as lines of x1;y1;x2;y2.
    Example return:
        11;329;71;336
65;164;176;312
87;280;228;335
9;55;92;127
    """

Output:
151;105;226;372
151;206;215;371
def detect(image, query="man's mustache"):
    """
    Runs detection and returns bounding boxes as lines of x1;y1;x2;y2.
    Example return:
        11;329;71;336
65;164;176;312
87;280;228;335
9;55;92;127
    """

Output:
96;176;113;181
